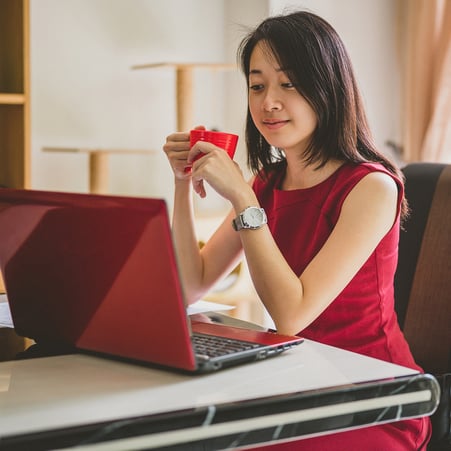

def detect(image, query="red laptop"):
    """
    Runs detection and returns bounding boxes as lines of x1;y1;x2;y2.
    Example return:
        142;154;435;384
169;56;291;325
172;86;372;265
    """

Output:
0;188;302;372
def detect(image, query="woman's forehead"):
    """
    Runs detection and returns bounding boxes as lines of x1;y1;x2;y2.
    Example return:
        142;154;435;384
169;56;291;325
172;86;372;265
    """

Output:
249;41;281;72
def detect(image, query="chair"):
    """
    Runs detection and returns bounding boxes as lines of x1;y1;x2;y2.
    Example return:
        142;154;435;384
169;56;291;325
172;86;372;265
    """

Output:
394;162;451;450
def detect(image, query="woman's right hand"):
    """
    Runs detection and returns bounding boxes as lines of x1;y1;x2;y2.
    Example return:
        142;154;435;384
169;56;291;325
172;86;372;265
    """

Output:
163;131;192;180
163;126;206;180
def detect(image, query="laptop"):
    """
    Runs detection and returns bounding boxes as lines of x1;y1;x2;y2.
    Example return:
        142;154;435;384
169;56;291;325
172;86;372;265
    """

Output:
0;188;303;372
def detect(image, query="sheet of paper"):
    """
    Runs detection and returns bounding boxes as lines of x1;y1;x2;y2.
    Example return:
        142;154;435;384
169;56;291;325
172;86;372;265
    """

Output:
0;295;234;327
187;299;235;316
0;294;14;328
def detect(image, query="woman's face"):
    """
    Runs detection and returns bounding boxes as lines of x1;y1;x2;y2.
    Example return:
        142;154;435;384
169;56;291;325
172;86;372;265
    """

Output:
248;41;317;155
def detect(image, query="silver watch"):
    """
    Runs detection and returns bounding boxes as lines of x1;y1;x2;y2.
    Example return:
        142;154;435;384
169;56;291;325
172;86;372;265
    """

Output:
232;207;267;231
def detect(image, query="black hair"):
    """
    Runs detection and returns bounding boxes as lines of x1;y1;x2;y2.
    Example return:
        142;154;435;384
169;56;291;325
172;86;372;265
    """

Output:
238;11;408;218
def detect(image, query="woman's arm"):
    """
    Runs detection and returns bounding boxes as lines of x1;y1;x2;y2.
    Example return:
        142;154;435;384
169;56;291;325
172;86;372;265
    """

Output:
233;171;399;335
163;131;243;304
171;179;243;304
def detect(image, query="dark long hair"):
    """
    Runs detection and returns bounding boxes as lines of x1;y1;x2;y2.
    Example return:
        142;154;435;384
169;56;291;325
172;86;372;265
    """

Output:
238;11;408;219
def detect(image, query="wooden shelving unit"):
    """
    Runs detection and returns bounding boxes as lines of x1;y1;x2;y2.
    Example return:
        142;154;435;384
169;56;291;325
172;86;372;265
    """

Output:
0;0;30;190
0;0;30;359
131;62;236;131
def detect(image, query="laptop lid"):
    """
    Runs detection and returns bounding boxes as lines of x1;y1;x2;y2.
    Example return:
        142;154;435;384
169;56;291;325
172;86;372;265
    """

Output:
0;188;198;370
0;188;302;372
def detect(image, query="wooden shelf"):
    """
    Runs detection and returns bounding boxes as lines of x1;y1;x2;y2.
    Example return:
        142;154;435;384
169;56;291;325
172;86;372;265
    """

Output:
0;0;30;189
0;93;26;105
131;62;236;71
0;0;30;360
42;147;157;194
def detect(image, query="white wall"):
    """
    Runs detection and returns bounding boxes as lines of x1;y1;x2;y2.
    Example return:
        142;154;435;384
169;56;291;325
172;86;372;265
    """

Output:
31;0;233;212
30;0;402;212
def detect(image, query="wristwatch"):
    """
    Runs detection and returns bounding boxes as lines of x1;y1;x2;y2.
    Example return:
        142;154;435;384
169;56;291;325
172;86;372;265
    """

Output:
232;206;267;231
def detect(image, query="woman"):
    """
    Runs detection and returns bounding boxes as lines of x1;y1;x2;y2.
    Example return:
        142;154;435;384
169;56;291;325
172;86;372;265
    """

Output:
163;11;431;450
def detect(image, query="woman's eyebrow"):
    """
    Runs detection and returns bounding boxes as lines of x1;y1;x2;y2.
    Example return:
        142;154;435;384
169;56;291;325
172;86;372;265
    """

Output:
249;67;284;75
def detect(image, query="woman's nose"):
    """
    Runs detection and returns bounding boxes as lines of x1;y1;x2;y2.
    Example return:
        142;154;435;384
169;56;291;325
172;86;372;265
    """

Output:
262;89;282;111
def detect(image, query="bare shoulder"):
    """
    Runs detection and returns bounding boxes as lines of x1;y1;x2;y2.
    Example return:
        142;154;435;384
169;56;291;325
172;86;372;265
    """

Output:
347;170;398;205
340;170;399;232
359;170;398;190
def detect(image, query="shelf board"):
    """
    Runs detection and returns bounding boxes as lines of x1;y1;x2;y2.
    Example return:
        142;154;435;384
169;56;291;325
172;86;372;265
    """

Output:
131;62;236;71
0;93;26;105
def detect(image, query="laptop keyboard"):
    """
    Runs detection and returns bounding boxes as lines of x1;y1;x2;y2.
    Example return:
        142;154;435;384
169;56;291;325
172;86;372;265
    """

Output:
192;333;261;358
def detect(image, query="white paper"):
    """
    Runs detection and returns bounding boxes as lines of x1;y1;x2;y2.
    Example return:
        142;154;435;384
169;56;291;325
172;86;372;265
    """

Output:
0;295;14;328
0;295;234;327
187;299;235;316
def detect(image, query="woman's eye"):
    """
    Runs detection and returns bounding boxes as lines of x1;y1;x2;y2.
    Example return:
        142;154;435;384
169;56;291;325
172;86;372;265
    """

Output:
249;84;263;91
282;82;295;89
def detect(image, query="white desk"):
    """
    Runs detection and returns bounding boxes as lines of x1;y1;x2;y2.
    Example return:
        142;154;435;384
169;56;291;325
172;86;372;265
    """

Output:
0;336;439;450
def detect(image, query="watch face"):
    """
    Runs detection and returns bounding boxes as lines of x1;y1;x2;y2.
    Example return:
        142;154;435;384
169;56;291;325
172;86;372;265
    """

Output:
244;207;265;227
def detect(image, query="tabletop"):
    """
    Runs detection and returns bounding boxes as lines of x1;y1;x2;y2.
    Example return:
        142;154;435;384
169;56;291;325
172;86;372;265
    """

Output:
0;336;439;450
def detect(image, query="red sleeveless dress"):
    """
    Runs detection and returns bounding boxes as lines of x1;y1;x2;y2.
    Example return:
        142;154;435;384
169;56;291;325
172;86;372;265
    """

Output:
250;162;431;450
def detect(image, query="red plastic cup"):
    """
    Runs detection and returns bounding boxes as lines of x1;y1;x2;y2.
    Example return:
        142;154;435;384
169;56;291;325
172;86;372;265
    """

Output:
190;129;239;162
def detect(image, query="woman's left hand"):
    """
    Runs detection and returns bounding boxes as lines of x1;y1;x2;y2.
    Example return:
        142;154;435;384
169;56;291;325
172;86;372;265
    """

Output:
188;141;248;201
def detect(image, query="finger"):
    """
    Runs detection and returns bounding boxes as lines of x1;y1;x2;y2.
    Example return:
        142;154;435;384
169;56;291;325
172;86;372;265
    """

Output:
163;141;190;154
187;148;204;164
199;182;206;198
197;180;206;198
165;131;189;143
192;177;206;198
188;150;205;164
187;141;213;163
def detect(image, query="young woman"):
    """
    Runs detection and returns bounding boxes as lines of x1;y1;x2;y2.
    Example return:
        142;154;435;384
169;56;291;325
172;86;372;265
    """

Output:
163;11;431;450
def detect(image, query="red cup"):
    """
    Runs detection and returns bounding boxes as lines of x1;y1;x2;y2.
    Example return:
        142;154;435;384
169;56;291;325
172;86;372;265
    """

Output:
190;130;239;161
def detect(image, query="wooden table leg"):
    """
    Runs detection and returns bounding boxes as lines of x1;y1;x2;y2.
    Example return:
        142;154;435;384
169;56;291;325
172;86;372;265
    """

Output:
176;67;194;132
89;151;109;194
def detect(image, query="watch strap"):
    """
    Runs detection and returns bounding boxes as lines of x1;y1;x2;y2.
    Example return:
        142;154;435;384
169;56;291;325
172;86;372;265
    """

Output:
232;207;267;231
232;215;245;231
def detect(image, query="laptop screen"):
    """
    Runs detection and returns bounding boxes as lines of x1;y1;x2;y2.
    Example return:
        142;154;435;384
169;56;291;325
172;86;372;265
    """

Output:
0;189;197;370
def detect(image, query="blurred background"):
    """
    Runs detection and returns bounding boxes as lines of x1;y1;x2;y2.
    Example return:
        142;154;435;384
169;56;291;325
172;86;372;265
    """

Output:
29;0;438;199
2;0;448;325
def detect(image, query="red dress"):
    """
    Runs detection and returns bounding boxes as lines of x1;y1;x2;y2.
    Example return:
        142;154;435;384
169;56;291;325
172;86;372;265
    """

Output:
250;162;431;450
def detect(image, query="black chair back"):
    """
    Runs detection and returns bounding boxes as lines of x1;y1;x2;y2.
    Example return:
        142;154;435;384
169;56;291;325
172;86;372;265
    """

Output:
394;162;451;449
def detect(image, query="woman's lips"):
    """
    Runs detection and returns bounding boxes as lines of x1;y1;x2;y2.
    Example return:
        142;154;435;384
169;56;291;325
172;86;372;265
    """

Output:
262;120;288;130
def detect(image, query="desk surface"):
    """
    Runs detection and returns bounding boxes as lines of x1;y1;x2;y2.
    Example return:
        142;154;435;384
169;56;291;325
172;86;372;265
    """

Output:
0;338;439;450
